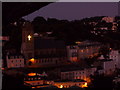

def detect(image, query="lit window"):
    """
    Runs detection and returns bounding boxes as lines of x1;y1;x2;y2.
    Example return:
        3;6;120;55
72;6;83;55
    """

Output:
28;35;32;41
81;50;84;52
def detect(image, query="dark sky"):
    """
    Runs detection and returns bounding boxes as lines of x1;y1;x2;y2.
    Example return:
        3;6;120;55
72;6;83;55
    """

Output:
23;2;118;21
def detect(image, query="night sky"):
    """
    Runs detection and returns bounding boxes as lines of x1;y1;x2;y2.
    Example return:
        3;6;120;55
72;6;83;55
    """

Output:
23;2;118;21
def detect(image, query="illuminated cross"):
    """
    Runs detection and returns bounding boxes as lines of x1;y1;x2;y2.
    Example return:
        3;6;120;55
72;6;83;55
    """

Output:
28;35;32;41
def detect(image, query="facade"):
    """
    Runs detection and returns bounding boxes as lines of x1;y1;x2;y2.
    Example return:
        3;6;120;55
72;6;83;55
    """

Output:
109;50;120;69
97;49;120;75
53;80;87;88
6;54;24;68
78;40;101;60
61;67;97;83
102;60;115;75
66;45;78;62
0;36;9;47
24;72;50;88
67;40;102;62
21;22;67;66
33;37;67;66
96;55;116;75
21;22;34;61
1;36;9;68
24;72;87;89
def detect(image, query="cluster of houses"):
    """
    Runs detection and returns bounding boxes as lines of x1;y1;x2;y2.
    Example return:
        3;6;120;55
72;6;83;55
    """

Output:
2;21;120;88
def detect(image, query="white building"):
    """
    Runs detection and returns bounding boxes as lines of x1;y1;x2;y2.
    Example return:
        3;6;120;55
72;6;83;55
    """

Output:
67;40;102;62
61;67;97;83
53;79;88;88
109;50;120;69
6;54;25;68
66;45;78;62
97;54;116;75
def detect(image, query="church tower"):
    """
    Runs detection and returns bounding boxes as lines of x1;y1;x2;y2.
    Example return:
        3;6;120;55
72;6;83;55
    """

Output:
21;21;34;63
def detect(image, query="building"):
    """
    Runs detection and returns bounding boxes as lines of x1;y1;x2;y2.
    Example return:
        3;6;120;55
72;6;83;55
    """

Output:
95;55;116;75
0;36;9;68
78;40;101;60
0;36;9;47
21;21;34;60
21;22;67;67
61;66;97;83
6;54;25;68
67;40;102;62
24;72;52;89
24;72;87;89
66;45;78;62
53;79;88;88
33;37;67;66
109;50;120;69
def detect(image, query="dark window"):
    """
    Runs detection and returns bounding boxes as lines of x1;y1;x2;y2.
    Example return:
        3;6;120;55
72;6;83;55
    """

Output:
28;61;32;65
28;53;32;58
44;60;46;63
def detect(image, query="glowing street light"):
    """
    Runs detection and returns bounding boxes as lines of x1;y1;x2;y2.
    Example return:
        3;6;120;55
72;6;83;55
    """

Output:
28;35;32;41
60;85;63;88
28;73;36;76
82;82;88;88
29;58;35;63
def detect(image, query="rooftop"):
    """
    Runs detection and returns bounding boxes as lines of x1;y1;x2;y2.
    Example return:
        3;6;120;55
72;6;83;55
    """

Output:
54;79;86;83
97;59;113;62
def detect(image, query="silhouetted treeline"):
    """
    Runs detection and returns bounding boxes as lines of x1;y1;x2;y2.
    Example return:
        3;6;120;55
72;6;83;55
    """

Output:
3;16;120;52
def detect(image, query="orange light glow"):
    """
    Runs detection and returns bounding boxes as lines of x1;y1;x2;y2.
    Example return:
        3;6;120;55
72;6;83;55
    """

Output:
59;85;63;88
71;57;77;62
75;41;81;44
28;73;36;76
29;58;35;63
32;87;35;89
84;77;91;83
82;82;88;88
